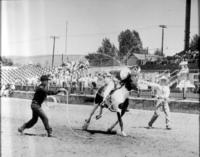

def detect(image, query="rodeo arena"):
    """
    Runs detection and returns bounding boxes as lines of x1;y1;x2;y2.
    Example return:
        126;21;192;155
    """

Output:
1;49;199;157
1;1;199;157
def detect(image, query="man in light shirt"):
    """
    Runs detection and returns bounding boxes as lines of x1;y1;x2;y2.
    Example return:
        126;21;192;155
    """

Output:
141;75;171;130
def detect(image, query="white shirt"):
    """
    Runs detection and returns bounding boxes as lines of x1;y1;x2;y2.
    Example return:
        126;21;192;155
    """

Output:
156;85;170;99
92;76;98;83
179;67;189;75
141;81;170;99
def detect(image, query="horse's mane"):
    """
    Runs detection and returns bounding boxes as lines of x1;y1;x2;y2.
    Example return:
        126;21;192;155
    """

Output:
122;74;138;91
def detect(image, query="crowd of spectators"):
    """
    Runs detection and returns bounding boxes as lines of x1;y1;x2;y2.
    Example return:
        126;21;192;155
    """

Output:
142;50;199;70
1;59;114;96
1;49;199;97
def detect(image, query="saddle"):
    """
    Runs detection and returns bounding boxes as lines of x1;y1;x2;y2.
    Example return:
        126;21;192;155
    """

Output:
101;93;128;112
101;96;116;112
100;83;124;112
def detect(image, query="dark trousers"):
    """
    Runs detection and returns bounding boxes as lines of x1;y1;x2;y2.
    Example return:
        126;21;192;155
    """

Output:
23;103;52;134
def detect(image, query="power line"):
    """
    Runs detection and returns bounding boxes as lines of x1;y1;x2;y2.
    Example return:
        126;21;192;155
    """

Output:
4;24;198;45
6;36;50;44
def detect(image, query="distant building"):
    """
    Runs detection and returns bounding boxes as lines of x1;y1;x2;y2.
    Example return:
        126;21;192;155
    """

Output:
127;53;163;66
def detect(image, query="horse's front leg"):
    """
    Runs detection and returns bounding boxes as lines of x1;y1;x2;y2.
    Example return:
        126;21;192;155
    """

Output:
96;106;103;120
107;107;126;133
82;103;99;130
117;111;126;136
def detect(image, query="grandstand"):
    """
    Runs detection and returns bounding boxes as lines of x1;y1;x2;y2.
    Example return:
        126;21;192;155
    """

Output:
1;63;199;92
1;65;55;85
1;49;199;100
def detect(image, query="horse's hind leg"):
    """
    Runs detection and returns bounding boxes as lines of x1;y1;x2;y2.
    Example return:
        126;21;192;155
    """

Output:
107;106;127;132
82;103;99;130
108;120;118;132
117;111;126;136
83;92;103;130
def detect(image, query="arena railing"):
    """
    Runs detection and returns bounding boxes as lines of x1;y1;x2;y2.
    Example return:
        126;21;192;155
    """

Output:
14;84;199;100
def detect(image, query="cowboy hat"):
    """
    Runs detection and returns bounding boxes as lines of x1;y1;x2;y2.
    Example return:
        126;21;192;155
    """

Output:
159;75;168;82
40;75;51;81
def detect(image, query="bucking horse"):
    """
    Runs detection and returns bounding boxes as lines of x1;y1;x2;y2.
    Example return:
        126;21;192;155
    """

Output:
82;67;139;136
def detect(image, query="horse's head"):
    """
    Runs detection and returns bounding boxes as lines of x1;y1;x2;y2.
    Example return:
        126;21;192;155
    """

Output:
119;66;139;91
122;73;139;91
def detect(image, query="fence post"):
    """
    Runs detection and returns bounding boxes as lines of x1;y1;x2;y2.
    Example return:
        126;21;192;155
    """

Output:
137;89;140;97
183;88;186;99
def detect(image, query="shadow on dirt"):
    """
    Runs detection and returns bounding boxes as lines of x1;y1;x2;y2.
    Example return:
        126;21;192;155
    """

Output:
75;129;117;135
23;133;47;137
141;126;169;130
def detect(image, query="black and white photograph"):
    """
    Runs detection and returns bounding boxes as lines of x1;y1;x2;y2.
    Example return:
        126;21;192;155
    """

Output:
1;0;199;156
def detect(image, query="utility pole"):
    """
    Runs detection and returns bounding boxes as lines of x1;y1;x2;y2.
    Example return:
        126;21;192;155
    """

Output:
50;36;59;67
61;53;64;66
184;0;191;51
159;25;167;56
198;0;200;36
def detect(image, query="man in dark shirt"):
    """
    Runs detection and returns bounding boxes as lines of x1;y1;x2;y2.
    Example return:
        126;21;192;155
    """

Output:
18;75;67;137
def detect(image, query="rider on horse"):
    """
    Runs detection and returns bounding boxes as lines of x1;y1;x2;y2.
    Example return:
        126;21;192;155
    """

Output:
83;66;139;136
95;66;139;119
101;68;131;106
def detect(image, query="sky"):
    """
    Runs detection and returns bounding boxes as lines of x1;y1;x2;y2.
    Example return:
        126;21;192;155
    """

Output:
1;0;199;57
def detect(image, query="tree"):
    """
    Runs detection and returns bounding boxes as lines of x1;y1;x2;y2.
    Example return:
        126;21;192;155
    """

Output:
0;56;13;66
85;38;119;66
190;34;199;51
118;29;143;61
97;38;118;58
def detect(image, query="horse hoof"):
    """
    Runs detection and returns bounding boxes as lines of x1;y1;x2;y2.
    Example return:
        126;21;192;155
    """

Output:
82;120;89;130
107;128;112;133
121;131;127;137
96;115;102;120
82;124;88;130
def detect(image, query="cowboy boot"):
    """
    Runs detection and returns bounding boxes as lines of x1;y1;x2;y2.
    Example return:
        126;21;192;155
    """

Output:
47;128;53;137
82;119;90;130
166;125;172;130
18;124;26;134
166;119;172;130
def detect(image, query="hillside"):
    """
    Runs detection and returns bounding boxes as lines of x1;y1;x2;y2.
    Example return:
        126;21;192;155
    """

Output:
8;54;86;67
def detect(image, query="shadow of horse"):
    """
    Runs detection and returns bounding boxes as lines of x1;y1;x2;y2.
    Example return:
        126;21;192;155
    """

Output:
75;128;117;135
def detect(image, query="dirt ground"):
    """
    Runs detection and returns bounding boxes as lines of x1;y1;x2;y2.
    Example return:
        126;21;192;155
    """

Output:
1;97;199;157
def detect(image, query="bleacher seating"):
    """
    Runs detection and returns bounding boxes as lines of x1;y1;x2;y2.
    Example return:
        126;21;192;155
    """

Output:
1;65;55;85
